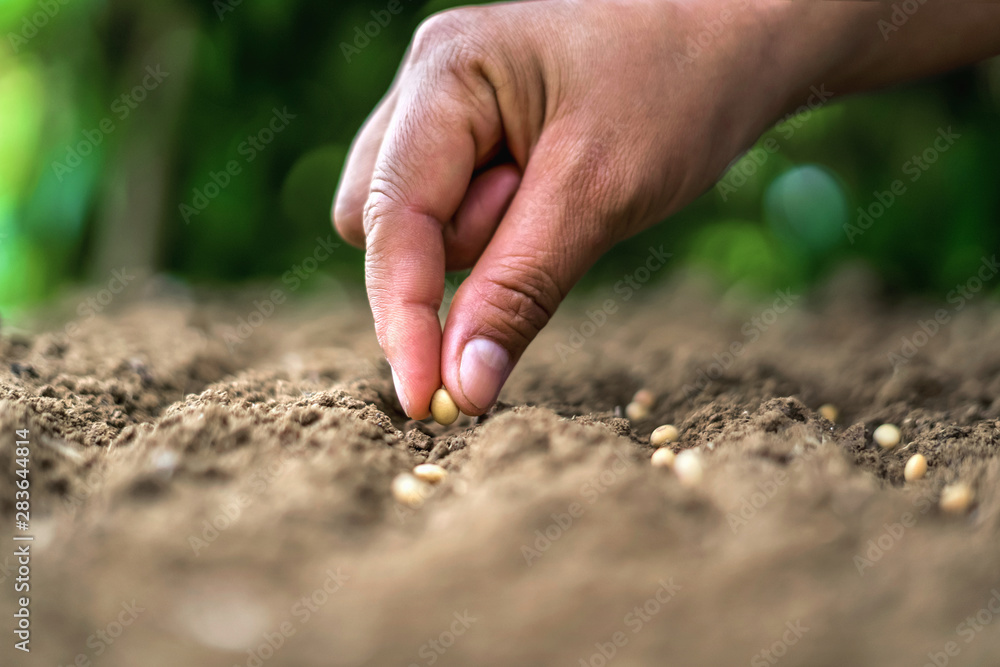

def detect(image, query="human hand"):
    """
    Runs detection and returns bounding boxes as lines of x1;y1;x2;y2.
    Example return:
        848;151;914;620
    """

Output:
333;0;1000;419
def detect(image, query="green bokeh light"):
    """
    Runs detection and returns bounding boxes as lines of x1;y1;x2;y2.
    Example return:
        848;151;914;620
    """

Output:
764;164;848;255
685;219;804;294
0;59;45;202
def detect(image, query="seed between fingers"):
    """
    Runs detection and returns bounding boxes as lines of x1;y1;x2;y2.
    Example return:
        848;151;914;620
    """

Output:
431;387;460;426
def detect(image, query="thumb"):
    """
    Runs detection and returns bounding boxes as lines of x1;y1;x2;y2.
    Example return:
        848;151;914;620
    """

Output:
441;130;623;414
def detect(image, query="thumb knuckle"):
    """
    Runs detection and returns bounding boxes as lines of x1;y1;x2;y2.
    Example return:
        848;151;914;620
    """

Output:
410;9;478;61
476;256;563;345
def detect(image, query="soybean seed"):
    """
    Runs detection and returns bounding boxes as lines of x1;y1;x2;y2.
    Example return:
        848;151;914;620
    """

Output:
674;450;703;488
413;463;448;485
939;483;973;514
903;454;927;482
650;424;680;447
430;387;459;426
391;473;432;508
625;401;649;421
819;404;838;422
873;423;901;449
632;389;656;409
650;447;676;468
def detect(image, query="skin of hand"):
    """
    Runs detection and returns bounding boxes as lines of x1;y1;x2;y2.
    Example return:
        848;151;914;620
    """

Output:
333;0;1000;419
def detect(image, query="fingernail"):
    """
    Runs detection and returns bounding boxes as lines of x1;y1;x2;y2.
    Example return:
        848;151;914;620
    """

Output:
390;364;413;417
459;337;511;410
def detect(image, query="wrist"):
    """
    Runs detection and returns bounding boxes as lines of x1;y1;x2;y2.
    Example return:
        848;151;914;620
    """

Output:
743;0;883;118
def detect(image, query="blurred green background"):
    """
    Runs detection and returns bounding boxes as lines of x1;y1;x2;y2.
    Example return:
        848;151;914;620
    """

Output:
2;0;999;318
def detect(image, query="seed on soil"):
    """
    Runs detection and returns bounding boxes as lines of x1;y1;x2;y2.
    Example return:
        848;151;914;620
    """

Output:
674;450;703;487
632;389;656;409
430;387;459;426
650;447;676;468
903;454;927;482
650;424;679;446
625;401;649;421
391;473;432;508
819;404;838;422
413;463;448;485
873;423;901;449
939;483;973;514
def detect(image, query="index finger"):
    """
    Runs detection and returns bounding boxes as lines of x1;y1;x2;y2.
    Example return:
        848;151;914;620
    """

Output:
364;57;502;418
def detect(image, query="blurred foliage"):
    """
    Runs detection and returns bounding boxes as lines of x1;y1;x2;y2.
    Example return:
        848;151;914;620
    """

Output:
1;0;999;318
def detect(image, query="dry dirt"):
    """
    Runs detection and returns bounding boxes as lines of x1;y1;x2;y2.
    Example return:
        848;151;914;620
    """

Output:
2;267;1000;667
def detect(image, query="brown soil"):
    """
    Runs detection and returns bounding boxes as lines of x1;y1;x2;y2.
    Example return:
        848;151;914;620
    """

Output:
3;267;1000;667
